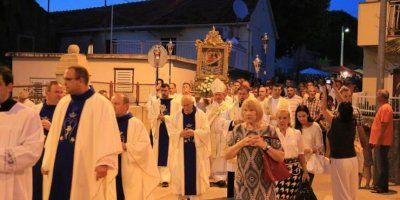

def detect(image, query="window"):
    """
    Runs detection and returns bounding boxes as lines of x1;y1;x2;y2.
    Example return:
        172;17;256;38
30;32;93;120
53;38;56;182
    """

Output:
114;68;134;92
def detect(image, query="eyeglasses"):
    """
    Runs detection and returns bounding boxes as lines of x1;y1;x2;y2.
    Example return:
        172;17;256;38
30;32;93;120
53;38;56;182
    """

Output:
64;77;80;81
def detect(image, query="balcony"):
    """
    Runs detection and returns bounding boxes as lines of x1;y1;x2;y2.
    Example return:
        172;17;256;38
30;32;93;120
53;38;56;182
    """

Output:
388;0;400;37
111;40;250;70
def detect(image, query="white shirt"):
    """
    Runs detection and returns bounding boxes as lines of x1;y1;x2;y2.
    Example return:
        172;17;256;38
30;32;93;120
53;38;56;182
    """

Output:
301;122;323;161
276;128;304;159
270;97;279;115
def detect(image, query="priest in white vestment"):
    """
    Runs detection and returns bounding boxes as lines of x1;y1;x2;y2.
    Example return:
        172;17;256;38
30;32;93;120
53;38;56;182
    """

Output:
112;93;159;200
170;95;211;199
148;84;180;187
206;79;232;187
264;83;291;126
0;67;45;200
42;66;122;200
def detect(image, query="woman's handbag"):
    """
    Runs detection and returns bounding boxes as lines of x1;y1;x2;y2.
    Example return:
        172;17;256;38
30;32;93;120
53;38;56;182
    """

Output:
262;150;290;182
295;180;318;200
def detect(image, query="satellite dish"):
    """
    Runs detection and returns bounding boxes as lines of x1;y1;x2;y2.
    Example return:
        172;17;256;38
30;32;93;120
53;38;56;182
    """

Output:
233;0;249;20
147;45;168;68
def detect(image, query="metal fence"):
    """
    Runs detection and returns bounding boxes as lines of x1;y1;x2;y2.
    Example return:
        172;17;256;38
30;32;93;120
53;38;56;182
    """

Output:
112;40;250;68
354;95;400;118
12;82;156;106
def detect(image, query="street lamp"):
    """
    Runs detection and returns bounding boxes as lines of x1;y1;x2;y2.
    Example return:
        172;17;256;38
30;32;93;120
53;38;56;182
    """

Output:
261;33;269;54
153;44;161;81
340;26;350;67
166;39;175;84
253;54;262;79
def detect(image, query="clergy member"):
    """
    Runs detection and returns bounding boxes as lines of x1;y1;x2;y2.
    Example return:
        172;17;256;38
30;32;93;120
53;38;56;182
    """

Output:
148;83;180;187
32;81;64;200
264;83;290;126
206;79;232;187
41;66;122;200
170;95;211;199
112;93;160;200
0;66;45;200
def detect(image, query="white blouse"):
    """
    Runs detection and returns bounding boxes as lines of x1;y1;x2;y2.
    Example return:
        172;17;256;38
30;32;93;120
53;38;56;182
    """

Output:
276;128;304;159
301;122;323;161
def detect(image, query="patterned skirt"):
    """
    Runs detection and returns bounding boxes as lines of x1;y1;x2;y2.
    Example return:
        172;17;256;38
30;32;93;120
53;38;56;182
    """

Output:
274;157;303;200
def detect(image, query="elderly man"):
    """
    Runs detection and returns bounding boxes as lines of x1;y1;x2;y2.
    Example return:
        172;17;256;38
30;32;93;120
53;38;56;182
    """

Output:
303;85;322;121
111;93;159;200
264;83;290;126
148;84;180;187
170;95;210;199
32;81;64;200
0;67;45;200
206;79;232;187
42;66;122;200
369;89;394;193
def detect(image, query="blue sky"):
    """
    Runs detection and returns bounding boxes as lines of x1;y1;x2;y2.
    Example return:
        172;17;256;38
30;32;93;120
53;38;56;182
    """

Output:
36;0;363;17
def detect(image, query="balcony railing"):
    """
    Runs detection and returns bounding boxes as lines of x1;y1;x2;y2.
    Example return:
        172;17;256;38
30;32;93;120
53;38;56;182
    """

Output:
388;0;400;36
112;40;250;70
354;95;400;119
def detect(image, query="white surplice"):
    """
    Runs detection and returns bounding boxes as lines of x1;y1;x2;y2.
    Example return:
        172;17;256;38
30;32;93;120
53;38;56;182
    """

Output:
0;103;45;200
147;97;180;182
206;101;232;181
42;93;123;200
169;108;211;196
121;117;160;200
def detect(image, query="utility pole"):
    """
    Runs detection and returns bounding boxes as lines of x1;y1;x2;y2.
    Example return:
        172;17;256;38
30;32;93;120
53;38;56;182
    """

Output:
104;0;107;53
110;5;114;54
377;0;387;91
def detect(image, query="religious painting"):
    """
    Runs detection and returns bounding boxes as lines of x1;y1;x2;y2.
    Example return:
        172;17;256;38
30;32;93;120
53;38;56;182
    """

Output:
201;48;224;75
195;27;232;82
393;69;400;97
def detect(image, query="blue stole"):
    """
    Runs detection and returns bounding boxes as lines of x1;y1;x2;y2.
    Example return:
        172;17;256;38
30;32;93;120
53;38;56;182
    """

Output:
115;113;133;200
49;88;94;200
182;107;197;195
157;98;172;166
33;101;56;200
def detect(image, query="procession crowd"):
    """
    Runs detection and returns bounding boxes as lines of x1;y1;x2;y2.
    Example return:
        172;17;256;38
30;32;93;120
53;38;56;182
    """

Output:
0;65;394;200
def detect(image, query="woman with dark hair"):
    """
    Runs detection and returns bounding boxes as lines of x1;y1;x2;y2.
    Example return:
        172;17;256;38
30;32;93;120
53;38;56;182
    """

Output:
295;105;323;185
321;86;358;200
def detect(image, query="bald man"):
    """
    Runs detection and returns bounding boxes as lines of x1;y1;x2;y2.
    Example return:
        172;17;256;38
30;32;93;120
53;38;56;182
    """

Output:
170;95;211;199
111;93;159;199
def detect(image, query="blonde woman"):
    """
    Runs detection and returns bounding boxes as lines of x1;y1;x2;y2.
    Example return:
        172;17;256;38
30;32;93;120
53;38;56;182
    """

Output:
275;109;309;199
225;99;285;200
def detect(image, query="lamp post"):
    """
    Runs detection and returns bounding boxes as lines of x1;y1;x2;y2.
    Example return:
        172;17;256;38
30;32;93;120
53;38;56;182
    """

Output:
261;33;269;81
166;39;175;84
253;55;262;80
340;26;350;67
153;45;161;81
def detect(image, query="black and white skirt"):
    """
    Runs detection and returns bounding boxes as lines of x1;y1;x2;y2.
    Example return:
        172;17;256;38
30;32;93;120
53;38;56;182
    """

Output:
274;157;303;200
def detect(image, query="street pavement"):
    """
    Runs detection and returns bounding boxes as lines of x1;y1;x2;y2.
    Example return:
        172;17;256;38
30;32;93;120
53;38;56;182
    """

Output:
153;173;400;199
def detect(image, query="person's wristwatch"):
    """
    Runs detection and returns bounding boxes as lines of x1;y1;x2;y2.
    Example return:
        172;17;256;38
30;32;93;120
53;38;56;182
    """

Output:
263;143;271;151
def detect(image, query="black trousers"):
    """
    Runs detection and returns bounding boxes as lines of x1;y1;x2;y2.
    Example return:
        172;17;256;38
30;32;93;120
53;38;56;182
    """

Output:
227;171;235;198
375;145;390;191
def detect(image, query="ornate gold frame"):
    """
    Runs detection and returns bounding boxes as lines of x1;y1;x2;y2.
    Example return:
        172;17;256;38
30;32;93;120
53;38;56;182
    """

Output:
195;27;232;82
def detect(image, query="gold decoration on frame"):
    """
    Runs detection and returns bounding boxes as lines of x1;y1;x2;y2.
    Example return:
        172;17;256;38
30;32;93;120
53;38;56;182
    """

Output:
195;26;232;82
